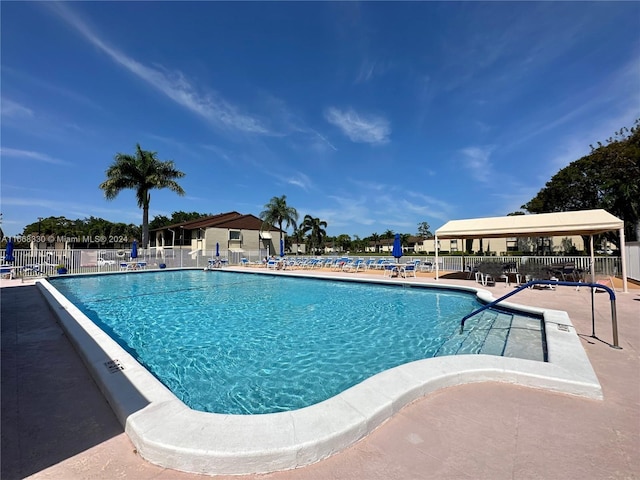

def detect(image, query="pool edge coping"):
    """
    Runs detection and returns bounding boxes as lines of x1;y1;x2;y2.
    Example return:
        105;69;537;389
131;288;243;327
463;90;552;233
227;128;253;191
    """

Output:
36;272;602;476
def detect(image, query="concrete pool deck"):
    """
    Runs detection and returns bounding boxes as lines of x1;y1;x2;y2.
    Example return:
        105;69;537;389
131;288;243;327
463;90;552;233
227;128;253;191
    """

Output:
2;270;639;479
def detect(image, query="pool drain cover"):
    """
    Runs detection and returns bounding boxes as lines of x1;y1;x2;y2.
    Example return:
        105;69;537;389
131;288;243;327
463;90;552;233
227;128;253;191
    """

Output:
105;359;125;373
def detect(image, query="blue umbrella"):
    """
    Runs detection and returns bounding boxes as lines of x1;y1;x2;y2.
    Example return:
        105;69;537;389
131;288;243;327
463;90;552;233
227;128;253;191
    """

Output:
215;242;220;257
392;233;402;263
131;240;138;259
4;238;15;263
280;238;285;257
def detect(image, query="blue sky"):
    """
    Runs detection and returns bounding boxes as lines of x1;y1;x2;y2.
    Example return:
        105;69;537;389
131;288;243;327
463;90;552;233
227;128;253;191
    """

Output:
2;2;639;239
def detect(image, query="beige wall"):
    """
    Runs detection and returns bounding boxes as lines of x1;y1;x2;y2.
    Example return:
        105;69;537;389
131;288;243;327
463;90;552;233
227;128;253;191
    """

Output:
414;235;586;254
154;227;281;255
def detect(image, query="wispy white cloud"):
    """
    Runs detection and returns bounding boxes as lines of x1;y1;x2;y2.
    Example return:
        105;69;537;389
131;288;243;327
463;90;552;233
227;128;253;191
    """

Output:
200;143;235;167
48;3;270;135
459;146;494;182
0;196;140;224
319;195;377;228
0;147;70;166
349;179;388;191
310;130;338;152
355;60;377;84
0;96;91;140
325;107;391;145
257;94;339;152
405;192;455;221
2;66;103;110
285;172;312;191
1;98;33;118
354;59;392;84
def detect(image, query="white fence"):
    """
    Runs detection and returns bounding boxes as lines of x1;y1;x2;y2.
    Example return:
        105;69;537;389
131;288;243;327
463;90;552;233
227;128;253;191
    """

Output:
2;248;623;279
625;242;640;282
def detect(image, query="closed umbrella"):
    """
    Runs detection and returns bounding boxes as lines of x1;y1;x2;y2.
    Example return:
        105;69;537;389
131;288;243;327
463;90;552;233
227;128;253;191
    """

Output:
392;233;402;263
4;238;15;263
280;238;285;258
131;240;138;260
216;242;220;257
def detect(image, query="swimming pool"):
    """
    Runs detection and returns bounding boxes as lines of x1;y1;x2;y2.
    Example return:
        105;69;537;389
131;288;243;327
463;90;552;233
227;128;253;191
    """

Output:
51;270;539;414
38;269;601;475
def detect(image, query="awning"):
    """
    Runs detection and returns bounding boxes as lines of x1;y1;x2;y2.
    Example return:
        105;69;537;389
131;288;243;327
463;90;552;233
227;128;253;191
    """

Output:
435;209;624;239
259;232;272;240
433;209;628;292
228;248;245;252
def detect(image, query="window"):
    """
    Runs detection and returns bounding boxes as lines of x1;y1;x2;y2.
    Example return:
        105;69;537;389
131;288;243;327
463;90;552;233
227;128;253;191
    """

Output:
229;230;241;241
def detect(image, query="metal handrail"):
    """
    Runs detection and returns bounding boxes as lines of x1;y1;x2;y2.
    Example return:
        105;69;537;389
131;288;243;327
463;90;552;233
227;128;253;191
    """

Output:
460;280;620;349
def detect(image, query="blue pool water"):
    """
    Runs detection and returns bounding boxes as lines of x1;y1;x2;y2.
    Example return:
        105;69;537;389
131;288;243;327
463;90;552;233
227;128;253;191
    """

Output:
53;270;511;414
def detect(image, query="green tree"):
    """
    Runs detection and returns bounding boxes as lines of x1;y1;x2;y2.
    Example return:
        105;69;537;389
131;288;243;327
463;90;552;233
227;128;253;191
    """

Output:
336;234;352;252
352;235;366;253
170;211;208;224
400;233;411;249
522;120;640;243
382;229;395;240
369;232;380;253
149;215;171;230
417;222;432;239
301;215;327;255
290;225;306;255
99;144;186;248
149;211;210;230
259;195;299;254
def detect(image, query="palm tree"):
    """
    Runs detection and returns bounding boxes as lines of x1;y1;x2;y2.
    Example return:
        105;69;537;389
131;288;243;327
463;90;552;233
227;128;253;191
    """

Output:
401;233;412;254
301;215;327;255
291;225;306;255
259;195;299;254
99;144;185;248
370;232;380;253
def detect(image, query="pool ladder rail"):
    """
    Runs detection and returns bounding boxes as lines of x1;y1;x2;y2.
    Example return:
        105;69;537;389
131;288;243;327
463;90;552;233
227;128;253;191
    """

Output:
460;280;621;349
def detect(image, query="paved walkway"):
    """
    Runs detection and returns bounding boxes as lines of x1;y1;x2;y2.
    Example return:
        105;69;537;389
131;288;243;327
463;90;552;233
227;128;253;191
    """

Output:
1;272;638;479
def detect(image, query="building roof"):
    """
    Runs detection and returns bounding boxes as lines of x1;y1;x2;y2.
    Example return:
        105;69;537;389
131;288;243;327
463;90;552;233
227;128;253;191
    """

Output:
435;209;624;239
149;211;281;233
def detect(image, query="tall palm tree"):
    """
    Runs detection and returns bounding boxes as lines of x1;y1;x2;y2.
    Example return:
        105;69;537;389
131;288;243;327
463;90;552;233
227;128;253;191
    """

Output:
99;144;185;248
259;195;299;254
301;215;327;255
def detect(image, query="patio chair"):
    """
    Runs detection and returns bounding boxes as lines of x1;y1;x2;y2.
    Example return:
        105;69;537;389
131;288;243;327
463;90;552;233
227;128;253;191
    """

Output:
1;265;15;279
400;263;416;278
383;264;399;277
420;262;434;273
343;258;364;272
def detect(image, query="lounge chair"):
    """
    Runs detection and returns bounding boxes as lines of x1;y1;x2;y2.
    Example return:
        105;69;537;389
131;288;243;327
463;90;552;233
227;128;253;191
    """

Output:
343;259;364;272
241;257;261;267
421;262;434;273
372;259;387;270
332;258;349;271
383;264;399;277
400;263;417;278
1;265;15;279
362;259;376;270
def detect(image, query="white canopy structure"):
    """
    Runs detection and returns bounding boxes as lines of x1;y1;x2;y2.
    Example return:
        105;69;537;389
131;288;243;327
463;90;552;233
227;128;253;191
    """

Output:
434;209;628;292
